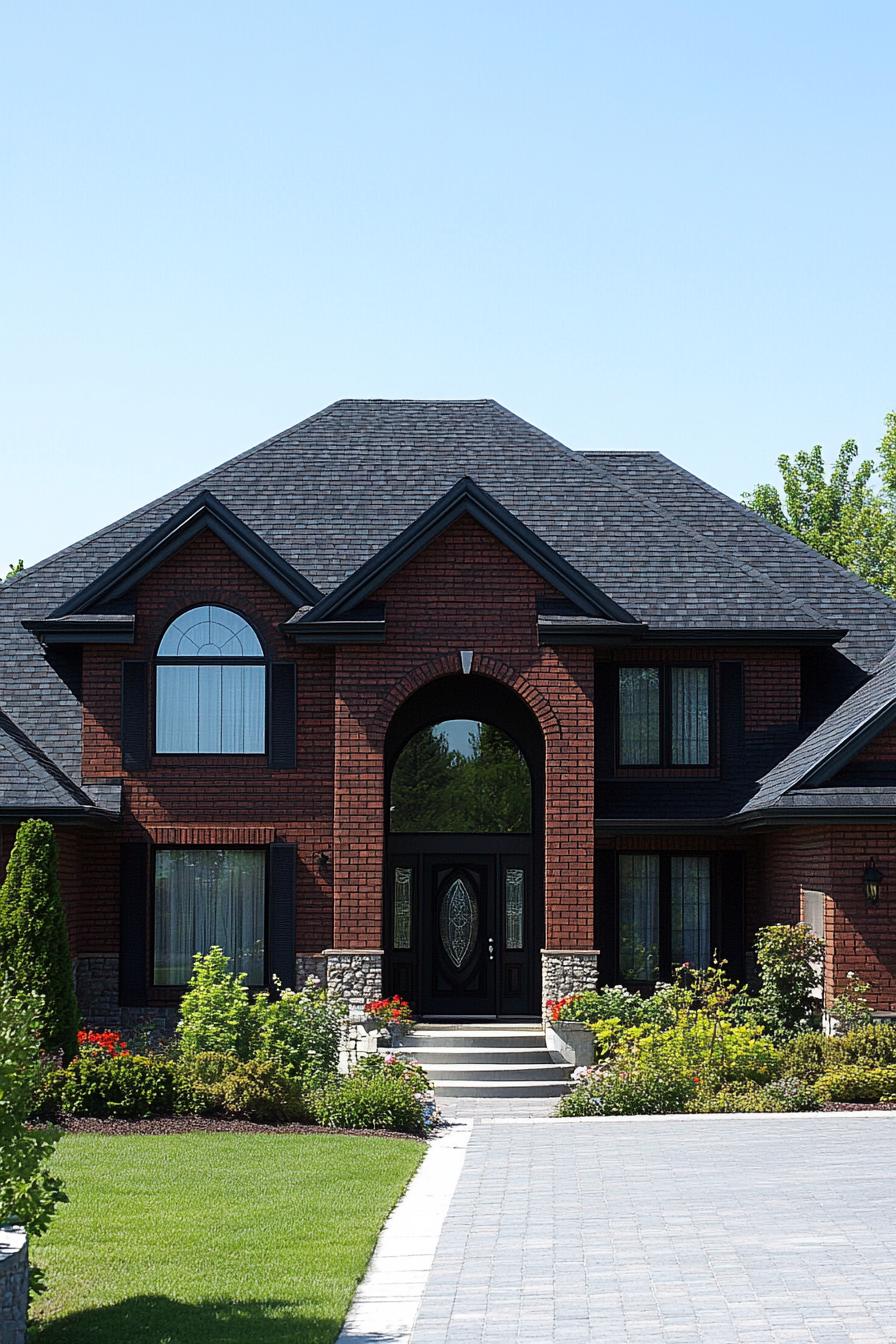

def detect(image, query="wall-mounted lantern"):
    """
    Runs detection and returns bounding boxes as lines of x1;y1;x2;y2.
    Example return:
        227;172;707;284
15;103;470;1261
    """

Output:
863;857;883;906
315;851;331;876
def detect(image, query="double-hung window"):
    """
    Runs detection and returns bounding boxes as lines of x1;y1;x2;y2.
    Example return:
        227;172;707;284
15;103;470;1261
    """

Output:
617;852;713;982
618;665;711;766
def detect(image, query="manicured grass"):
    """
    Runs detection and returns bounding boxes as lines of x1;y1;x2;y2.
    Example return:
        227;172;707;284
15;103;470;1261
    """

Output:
30;1132;424;1344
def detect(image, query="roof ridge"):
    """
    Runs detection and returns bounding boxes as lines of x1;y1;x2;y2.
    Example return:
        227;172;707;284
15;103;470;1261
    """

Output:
489;405;832;629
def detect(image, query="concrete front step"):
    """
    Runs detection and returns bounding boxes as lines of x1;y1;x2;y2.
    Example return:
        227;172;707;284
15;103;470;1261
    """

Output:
434;1078;571;1098
396;1046;553;1065
391;1022;573;1100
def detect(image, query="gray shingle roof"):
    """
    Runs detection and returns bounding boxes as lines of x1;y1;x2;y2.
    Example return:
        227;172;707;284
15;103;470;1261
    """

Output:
3;399;896;817
742;645;896;813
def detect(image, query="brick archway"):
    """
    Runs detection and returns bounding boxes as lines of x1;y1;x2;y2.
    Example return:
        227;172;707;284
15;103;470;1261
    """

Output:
372;652;562;748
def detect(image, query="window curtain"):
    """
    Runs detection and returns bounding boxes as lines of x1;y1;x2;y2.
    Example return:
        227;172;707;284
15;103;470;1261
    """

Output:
154;848;265;985
670;667;710;764
156;665;265;753
618;668;660;764
618;853;659;980
670;855;711;968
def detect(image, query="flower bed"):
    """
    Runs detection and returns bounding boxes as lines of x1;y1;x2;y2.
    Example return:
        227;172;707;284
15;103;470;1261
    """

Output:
554;927;896;1119
33;950;436;1138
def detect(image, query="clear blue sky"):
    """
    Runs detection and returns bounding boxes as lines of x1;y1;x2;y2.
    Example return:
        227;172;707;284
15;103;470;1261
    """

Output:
3;2;895;569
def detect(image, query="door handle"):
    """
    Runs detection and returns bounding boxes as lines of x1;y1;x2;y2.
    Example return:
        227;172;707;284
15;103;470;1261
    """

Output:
488;936;495;961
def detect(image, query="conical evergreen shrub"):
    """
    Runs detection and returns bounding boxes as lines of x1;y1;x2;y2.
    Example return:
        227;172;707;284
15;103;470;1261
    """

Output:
0;819;79;1058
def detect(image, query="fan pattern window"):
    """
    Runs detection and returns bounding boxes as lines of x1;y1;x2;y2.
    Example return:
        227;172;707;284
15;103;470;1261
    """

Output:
156;605;266;754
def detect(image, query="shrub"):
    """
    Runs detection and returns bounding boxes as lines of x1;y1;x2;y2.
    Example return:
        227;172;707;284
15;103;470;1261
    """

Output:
814;1064;896;1104
778;1032;827;1082
219;1060;309;1123
754;923;823;1041
556;1056;694;1117
549;984;679;1031
824;1023;896;1069
0;819;78;1059
631;1013;779;1090
253;979;346;1092
174;1050;240;1116
0;979;66;1238
829;972;874;1033
693;1076;819;1114
60;1052;175;1118
314;1071;429;1135
176;947;254;1061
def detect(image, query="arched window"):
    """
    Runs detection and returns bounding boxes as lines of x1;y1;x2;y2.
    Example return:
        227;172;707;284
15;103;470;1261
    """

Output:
390;719;531;833
155;605;265;754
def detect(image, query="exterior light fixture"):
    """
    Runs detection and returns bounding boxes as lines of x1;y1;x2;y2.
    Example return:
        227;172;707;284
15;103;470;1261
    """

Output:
315;851;331;876
863;858;883;906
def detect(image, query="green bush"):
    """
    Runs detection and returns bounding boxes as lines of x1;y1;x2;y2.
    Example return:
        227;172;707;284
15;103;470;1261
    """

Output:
174;1050;241;1116
552;984;679;1031
0;819;79;1059
778;1032;827;1082
556;1056;694;1117
176;947;255;1061
829;972;873;1032
814;1064;896;1104
824;1023;896;1069
60;1052;175;1118
252;980;346;1092
219;1059;309;1123
313;1071;428;1135
754;923;823;1041
0;979;66;1238
693;1076;819;1113
630;1013;779;1089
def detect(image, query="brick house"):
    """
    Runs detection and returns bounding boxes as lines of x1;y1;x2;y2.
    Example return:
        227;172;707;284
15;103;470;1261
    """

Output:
2;399;896;1025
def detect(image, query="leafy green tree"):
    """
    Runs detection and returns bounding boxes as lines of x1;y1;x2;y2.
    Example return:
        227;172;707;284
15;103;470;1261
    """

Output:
0;820;79;1059
389;726;458;831
4;559;24;580
0;979;66;1238
743;412;896;595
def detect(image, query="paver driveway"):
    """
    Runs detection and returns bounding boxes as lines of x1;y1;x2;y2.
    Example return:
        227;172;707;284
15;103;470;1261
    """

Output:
409;1112;896;1344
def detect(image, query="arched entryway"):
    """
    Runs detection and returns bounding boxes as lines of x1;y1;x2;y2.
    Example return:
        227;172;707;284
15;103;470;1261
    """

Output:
383;674;544;1018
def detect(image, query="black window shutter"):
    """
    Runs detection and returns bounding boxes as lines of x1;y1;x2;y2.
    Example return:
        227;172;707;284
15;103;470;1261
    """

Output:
594;662;617;779
594;849;617;983
717;852;745;980
119;841;149;1006
268;663;297;770
268;842;297;989
718;661;745;777
121;661;149;771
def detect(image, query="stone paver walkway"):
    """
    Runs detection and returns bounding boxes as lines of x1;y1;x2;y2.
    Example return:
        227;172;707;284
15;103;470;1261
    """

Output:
409;1112;896;1344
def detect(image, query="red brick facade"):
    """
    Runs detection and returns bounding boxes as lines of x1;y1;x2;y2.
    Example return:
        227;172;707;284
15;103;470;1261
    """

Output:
3;515;896;1020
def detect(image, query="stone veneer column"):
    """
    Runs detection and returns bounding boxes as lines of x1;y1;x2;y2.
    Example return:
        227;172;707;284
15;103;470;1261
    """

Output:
541;949;601;1016
324;950;383;1009
0;1228;27;1344
73;955;121;1028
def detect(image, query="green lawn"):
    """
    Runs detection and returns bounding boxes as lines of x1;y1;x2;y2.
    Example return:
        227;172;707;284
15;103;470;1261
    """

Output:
30;1132;424;1344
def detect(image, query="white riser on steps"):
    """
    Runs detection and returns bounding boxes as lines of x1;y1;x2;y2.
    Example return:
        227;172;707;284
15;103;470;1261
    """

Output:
391;1022;573;1100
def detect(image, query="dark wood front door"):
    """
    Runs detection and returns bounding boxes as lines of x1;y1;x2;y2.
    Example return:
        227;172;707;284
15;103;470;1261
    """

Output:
386;838;536;1018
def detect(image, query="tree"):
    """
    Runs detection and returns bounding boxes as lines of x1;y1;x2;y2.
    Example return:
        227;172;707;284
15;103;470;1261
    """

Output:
743;412;896;595
0;819;79;1059
4;559;24;580
389;726;458;831
0;979;66;1238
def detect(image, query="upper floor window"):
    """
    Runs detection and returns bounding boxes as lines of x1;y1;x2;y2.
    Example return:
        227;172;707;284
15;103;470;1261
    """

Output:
618;665;711;766
155;605;265;754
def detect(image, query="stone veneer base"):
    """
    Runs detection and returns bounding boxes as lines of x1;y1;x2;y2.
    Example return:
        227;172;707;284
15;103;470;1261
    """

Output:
541;949;601;1015
324;950;384;1009
0;1228;27;1344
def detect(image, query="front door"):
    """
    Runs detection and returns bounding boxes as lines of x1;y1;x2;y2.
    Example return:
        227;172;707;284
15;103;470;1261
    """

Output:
421;855;496;1016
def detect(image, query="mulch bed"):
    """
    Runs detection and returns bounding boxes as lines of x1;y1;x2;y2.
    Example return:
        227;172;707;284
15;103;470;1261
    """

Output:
53;1116;426;1141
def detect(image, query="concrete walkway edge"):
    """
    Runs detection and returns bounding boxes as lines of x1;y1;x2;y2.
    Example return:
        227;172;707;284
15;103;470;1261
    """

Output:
337;1121;473;1344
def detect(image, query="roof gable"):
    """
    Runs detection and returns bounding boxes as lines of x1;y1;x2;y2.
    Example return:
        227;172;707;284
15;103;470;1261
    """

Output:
289;476;639;632
49;491;322;619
